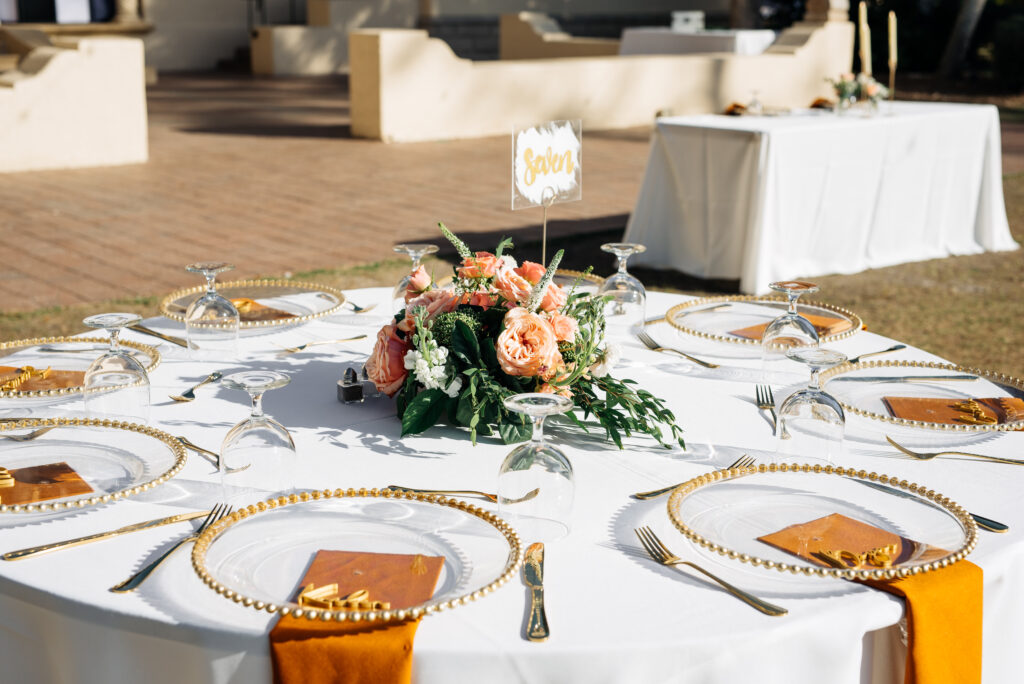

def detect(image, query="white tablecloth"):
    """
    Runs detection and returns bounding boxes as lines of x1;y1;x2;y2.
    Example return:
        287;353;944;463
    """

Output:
619;28;777;56
623;102;1019;294
1;287;1023;683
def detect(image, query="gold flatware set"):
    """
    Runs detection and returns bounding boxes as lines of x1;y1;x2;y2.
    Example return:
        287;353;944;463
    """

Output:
635;331;718;369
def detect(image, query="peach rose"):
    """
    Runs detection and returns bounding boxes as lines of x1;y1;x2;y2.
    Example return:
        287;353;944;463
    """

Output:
457;252;501;279
865;83;880;97
538;382;572;399
404;265;432;302
365;324;409;397
538;282;567;313
547;312;578;342
398;288;458;333
460;289;497;310
514;261;546;286
496;308;562;379
493;266;532;305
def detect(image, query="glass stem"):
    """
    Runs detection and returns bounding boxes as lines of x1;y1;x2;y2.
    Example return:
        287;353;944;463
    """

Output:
809;367;822;391
205;274;217;296
617;255;629;276
787;292;799;315
411;254;422;270
531;415;546;445
107;328;120;353
250;391;265;419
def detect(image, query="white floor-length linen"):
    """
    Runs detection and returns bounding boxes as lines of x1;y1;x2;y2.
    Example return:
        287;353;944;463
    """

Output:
0;288;1022;683
623;102;1018;294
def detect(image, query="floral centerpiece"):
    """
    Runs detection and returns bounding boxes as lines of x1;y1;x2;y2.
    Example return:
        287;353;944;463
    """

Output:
365;224;685;448
828;73;889;112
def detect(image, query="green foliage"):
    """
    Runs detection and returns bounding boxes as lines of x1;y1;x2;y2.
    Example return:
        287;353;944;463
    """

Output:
994;16;1024;89
432;309;483;347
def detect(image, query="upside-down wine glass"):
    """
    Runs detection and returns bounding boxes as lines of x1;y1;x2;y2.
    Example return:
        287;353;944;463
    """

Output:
498;393;575;542
598;243;647;339
761;280;820;372
776;348;848;465
220;370;296;505
83;313;150;423
392;243;439;312
184;262;239;360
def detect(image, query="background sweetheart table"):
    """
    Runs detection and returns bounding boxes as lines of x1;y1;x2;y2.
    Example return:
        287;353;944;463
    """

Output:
623;102;1019;294
1;288;1023;683
618;28;778;56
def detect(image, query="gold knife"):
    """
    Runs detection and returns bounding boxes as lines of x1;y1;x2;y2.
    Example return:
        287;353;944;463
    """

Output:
2;510;209;561
128;324;191;349
524;542;550;641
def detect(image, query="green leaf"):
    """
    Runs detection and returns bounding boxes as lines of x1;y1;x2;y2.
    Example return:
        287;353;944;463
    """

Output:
494;236;514;258
450;320;481;365
401;389;447;437
498;418;531;444
456;389;477;426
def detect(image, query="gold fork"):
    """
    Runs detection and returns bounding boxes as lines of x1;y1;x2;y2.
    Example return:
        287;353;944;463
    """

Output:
634;526;787;616
631;454;755;500
278;335;367;354
886;436;1024;466
635;331;719;369
0;425;57;442
110;503;232;593
385;485;540;504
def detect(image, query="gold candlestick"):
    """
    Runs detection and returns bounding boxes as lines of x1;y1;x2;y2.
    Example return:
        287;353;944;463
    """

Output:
888;11;897;100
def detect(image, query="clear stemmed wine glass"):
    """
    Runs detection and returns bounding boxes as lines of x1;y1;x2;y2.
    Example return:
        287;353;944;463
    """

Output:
748;89;764;115
498;393;575;542
184;262;239;360
393;243;439;312
220;370;296;504
776;348;848;465
598;243;647;339
762;280;820;362
83;313;150;423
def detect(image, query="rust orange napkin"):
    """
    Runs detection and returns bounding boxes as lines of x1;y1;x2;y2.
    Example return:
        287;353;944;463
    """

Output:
729;313;853;341
230;298;297;322
270;550;443;684
884;396;1024;430
0;462;93;506
760;513;982;684
0;366;84;392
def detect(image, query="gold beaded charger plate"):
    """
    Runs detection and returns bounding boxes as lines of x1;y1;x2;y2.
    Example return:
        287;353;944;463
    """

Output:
553;269;605;295
821;360;1024;446
667;463;976;590
0;337;161;405
191;490;523;624
160;280;346;334
0;418;187;515
663;295;862;356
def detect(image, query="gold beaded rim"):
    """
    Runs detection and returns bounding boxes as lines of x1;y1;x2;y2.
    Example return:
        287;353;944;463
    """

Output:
160;280;348;329
191;488;524;624
821;359;1024;432
0;417;188;513
666;462;978;580
664;295;863;349
0;337;162;399
554;269;606;286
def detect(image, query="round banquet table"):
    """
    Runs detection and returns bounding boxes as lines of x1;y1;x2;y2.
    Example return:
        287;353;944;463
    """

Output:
1;287;1022;684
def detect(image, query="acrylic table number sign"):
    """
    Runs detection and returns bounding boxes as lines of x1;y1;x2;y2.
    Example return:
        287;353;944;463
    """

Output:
512;120;582;263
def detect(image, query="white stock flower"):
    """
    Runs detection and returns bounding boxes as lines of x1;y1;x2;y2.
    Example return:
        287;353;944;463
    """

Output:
589;343;621;378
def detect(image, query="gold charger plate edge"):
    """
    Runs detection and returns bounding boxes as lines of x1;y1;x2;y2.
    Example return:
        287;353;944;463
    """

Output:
191;488;524;624
159;279;348;329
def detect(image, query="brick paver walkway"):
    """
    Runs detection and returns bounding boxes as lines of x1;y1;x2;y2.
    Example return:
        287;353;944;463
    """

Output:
1;74;1021;312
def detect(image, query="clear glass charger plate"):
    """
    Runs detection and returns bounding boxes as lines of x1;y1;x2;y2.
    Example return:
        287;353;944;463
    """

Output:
160;280;347;333
192;490;523;624
0;336;161;405
0;418;187;514
667;463;976;583
822;359;1024;446
664;295;863;354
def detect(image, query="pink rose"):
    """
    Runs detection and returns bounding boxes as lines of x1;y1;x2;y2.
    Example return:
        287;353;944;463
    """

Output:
404;265;432;302
496;308;562;379
457;252;500;279
865;83;879;97
365;324;409;397
398;289;458;333
514;261;546;286
841;72;855;82
493;266;532;305
547;312;578;342
538;283;567;313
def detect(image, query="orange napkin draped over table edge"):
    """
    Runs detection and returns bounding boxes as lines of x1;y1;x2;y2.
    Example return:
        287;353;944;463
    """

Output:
760;513;982;684
884;396;1024;430
729;313;853;341
0;366;84;392
269;550;444;684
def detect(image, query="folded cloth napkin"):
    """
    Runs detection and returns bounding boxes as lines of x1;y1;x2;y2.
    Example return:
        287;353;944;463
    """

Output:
0;366;84;392
729;313;853;341
760;513;982;684
884;396;1024;428
0;462;93;506
270;550;444;684
230;297;297;322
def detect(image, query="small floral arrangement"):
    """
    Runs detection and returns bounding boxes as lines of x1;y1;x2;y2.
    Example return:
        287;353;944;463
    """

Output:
827;73;889;106
365;224;685;448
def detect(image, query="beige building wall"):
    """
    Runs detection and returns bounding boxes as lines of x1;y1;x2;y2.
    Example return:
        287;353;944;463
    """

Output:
427;1;728;16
